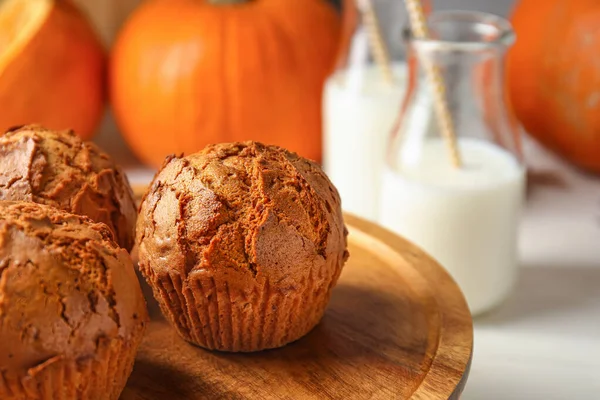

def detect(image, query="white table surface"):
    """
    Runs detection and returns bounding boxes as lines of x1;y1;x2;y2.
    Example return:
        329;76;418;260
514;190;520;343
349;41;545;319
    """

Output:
463;139;600;400
125;139;600;400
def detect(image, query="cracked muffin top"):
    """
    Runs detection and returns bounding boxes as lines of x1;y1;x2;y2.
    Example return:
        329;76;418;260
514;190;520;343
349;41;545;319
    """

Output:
0;201;147;373
137;141;348;291
0;125;137;250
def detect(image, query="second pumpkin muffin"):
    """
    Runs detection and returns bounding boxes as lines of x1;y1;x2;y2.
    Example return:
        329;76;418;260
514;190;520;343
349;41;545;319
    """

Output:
0;201;147;400
137;142;348;352
0;125;137;250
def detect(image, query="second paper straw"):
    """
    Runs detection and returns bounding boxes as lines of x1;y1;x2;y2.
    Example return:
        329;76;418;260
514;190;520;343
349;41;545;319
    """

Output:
405;0;462;168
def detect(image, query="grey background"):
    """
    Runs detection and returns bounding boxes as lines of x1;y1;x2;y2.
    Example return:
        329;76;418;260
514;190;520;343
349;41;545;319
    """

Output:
332;0;513;15
370;0;515;60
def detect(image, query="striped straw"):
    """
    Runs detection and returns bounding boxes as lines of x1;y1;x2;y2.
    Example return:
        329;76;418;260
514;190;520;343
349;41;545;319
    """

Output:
405;0;462;168
357;0;394;84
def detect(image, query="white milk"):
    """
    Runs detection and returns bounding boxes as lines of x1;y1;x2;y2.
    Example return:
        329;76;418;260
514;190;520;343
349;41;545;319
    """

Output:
323;63;406;222
379;138;526;315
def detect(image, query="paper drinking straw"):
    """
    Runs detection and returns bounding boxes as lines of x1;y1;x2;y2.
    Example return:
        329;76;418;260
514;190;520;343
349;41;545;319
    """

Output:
357;0;394;84
405;0;462;168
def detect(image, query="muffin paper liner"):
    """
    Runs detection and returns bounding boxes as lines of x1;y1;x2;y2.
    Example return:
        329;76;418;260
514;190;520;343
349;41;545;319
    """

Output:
141;254;344;352
0;337;138;400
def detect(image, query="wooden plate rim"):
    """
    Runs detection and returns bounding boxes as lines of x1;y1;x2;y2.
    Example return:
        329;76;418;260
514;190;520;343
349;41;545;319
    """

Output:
344;214;473;399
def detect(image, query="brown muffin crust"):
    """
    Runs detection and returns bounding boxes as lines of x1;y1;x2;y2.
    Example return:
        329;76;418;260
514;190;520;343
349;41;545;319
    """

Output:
137;141;349;351
0;125;137;250
0;201;147;398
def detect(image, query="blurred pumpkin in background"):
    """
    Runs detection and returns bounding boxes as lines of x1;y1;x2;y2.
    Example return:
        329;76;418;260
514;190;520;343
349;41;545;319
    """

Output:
0;0;105;140
110;0;341;168
508;0;600;174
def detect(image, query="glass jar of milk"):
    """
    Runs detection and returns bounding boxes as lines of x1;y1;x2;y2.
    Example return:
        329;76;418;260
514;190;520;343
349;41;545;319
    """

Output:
323;0;411;222
379;11;526;316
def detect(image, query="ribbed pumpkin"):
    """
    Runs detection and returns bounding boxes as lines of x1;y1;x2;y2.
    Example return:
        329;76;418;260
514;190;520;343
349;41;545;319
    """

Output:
0;0;105;140
508;0;600;174
110;0;341;167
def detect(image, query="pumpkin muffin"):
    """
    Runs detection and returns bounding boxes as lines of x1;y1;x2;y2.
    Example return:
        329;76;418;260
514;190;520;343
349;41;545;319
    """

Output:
137;142;349;352
0;201;148;400
0;125;137;250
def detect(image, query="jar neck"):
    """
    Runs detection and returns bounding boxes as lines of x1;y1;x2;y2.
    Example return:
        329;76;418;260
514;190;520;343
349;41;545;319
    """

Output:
406;41;508;108
389;11;523;164
403;9;514;82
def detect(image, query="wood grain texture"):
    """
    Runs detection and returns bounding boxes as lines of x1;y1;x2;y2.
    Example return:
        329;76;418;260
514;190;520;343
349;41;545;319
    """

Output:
126;186;473;399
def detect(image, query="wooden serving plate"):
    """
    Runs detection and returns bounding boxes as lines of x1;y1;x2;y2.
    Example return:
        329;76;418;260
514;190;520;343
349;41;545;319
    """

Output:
125;187;473;399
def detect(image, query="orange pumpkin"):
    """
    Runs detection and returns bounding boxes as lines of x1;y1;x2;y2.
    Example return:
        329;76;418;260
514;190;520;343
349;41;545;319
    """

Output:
508;0;600;173
0;0;105;140
110;0;341;167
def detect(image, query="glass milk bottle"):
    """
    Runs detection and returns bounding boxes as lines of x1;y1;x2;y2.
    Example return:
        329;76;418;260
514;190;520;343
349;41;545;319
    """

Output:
379;11;526;316
323;0;417;222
